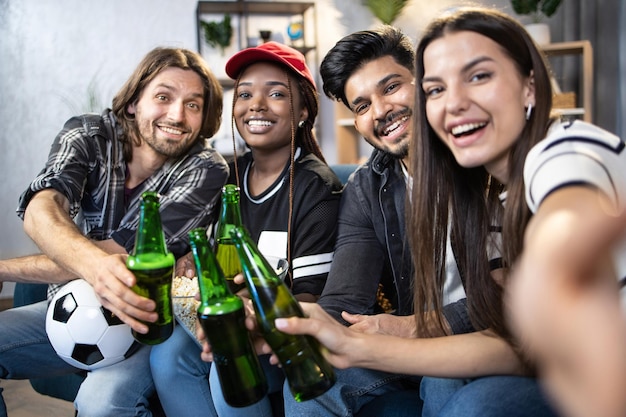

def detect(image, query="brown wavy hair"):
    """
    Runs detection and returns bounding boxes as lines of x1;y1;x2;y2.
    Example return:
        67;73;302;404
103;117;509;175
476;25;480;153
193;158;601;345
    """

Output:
112;47;223;161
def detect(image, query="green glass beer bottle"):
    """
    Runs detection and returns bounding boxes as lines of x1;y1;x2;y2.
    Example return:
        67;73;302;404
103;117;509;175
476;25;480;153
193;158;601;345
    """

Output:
126;191;175;345
189;227;268;407
215;184;245;293
229;226;336;402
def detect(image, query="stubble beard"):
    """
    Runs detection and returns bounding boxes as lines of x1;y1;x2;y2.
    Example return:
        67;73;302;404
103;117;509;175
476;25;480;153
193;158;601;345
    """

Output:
365;131;410;160
138;119;197;159
370;108;412;159
146;134;195;159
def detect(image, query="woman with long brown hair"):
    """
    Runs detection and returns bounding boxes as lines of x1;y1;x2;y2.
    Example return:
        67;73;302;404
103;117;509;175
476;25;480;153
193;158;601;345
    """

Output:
276;6;625;417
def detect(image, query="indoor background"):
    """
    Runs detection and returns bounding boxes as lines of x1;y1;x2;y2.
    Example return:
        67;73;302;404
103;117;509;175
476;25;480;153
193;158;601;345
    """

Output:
1;0;624;300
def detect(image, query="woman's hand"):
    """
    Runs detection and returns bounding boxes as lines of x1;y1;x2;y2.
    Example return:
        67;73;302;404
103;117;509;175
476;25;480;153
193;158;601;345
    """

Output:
274;302;365;369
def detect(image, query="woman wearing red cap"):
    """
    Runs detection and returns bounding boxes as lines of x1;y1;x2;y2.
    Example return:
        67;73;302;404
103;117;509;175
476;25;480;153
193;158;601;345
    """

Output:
150;42;342;417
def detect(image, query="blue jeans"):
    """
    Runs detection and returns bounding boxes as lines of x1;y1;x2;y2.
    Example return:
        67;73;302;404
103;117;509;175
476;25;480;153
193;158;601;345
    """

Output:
150;324;285;417
150;325;217;416
283;367;417;417
420;376;559;417
209;353;285;417
0;301;155;417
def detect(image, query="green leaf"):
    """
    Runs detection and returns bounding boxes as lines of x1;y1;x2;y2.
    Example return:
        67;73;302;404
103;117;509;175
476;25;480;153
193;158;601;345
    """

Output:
511;0;538;15
201;14;233;53
540;0;562;17
510;0;561;18
363;0;410;25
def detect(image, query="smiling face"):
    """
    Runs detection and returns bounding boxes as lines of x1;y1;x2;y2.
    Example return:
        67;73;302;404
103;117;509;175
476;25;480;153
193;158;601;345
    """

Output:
344;55;414;160
233;62;307;153
421;31;535;183
127;67;205;159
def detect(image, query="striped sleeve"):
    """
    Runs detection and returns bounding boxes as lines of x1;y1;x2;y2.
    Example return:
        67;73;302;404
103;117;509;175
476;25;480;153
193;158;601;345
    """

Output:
524;120;625;213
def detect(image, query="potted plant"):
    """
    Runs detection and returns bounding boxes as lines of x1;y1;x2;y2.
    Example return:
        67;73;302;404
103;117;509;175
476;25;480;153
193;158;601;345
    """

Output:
200;14;233;55
511;0;562;45
362;0;410;25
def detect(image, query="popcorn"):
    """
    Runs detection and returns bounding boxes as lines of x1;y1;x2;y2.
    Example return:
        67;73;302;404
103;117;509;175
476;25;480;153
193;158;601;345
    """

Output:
172;275;199;297
172;276;200;344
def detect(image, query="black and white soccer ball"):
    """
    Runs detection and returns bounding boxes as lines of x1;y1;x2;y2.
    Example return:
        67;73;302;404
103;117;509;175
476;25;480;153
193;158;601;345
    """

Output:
45;279;138;370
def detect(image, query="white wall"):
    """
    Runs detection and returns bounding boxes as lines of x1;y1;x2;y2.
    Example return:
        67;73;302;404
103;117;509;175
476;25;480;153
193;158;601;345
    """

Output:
0;0;200;263
0;0;510;297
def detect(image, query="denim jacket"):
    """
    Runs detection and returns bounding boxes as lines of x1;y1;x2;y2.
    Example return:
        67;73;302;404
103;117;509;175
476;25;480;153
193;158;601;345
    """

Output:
319;149;472;334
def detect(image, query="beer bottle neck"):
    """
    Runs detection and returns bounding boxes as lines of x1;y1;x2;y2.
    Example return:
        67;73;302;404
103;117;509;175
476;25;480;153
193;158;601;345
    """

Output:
132;191;170;258
230;226;281;285
217;186;243;242
189;229;232;304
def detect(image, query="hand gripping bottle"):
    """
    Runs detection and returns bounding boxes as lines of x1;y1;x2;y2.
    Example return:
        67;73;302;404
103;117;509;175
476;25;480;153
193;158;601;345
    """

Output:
126;191;175;345
189;227;268;407
215;184;245;293
229;225;335;402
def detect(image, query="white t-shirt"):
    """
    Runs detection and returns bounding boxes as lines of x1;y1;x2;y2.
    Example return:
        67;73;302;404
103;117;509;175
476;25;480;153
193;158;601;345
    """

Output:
524;119;626;307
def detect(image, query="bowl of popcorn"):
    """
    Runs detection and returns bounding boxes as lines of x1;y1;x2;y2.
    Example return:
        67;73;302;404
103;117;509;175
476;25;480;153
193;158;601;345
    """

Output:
172;276;201;344
171;258;289;345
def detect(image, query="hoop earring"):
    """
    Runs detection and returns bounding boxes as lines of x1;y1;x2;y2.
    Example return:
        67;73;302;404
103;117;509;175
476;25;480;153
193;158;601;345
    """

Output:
525;103;533;121
298;120;306;128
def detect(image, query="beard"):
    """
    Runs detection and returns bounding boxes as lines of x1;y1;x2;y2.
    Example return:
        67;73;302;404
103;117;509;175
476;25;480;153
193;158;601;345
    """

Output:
364;130;410;159
136;119;197;159
145;134;196;158
389;137;410;159
366;108;412;159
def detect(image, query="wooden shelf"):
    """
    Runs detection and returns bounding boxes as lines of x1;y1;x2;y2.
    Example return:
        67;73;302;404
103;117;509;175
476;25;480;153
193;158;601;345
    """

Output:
541;40;593;123
334;104;361;164
196;1;316;52
198;1;314;15
196;1;318;88
552;108;585;117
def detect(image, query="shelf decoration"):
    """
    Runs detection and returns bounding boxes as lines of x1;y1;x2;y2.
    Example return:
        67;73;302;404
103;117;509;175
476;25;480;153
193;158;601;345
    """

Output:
200;14;233;55
287;20;304;47
259;30;272;43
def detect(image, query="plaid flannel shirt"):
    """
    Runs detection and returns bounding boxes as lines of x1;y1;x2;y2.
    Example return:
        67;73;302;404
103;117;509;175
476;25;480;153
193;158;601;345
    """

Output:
16;109;228;299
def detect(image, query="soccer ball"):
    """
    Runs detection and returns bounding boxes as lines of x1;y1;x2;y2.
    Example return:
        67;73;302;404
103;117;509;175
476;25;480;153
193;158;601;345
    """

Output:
45;279;138;370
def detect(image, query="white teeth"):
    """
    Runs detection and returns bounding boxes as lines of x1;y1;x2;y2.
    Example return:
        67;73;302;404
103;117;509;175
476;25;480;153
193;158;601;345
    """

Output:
451;122;486;136
161;126;183;135
382;116;409;136
247;120;272;127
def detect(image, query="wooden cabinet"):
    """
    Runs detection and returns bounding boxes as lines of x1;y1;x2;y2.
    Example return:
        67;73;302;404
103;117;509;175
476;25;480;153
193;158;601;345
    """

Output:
335;104;359;164
542;40;593;123
196;1;317;87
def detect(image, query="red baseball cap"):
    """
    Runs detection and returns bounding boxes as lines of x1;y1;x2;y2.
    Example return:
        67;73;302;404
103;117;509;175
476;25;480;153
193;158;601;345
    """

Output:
225;41;316;89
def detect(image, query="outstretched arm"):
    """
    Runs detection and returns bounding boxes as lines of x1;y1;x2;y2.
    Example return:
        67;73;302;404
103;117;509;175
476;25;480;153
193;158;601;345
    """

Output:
275;302;525;378
19;189;157;333
507;186;626;417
